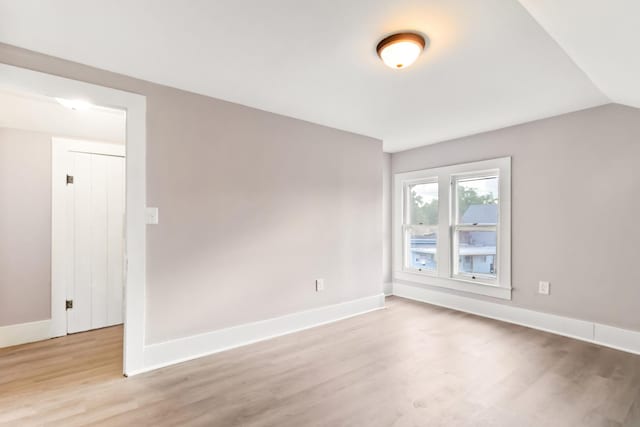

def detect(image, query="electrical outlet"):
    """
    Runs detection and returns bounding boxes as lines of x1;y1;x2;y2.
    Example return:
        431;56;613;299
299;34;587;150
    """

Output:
538;281;550;295
315;279;325;292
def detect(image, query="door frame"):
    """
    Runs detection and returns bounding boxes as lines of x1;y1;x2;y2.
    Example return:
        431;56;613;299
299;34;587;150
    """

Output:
51;138;126;335
0;63;147;376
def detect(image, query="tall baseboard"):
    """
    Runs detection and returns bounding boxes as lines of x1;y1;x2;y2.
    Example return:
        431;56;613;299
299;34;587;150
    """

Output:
0;319;51;348
383;282;393;296
393;282;640;356
138;293;386;375
595;323;640;355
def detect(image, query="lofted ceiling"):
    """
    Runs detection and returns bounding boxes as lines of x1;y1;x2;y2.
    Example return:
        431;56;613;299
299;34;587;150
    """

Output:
0;1;627;152
0;89;126;143
517;0;640;109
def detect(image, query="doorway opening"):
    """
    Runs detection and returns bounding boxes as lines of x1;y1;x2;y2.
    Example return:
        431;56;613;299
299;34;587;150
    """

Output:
0;63;146;376
0;88;126;376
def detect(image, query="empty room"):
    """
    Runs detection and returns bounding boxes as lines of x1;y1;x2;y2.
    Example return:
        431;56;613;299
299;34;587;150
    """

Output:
0;1;638;426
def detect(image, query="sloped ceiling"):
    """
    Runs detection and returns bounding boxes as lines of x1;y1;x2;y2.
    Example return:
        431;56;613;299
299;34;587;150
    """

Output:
518;0;640;109
0;0;613;152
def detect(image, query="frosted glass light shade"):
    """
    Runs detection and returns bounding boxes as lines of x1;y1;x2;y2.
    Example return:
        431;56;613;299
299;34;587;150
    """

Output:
376;33;425;69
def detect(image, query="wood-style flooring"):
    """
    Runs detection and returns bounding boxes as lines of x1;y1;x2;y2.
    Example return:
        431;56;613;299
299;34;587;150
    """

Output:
1;297;639;426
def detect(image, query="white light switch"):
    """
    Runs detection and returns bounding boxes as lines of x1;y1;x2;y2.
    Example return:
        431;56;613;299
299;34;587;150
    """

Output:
538;281;550;295
316;279;325;292
145;207;159;225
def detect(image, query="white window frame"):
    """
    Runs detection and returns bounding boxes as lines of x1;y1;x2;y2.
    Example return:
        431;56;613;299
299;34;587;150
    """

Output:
402;177;439;275
393;157;511;300
451;172;499;285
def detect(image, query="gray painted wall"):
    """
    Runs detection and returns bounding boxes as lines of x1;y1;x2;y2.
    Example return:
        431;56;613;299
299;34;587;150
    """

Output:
0;44;383;344
0;127;51;326
392;104;640;332
382;152;392;294
5;41;636;343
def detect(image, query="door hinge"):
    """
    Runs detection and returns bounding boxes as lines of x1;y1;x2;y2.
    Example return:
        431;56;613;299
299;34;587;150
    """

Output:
66;299;73;310
66;174;74;185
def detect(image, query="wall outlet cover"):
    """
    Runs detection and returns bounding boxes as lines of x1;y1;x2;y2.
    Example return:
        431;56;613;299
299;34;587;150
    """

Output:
538;281;550;295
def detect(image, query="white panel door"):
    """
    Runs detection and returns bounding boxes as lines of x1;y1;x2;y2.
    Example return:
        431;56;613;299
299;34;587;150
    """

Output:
66;151;125;334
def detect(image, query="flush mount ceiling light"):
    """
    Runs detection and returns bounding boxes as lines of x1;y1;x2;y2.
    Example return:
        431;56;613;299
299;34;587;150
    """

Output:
55;97;92;111
376;32;426;70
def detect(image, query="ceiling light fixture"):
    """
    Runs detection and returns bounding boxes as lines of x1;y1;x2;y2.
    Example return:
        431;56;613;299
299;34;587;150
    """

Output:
55;97;92;111
376;32;426;70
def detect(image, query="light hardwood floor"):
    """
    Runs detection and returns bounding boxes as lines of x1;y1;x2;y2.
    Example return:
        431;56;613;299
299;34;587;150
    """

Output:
1;297;639;426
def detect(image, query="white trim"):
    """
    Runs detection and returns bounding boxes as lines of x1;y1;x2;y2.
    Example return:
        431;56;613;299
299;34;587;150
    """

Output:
51;138;126;339
0;63;147;375
594;324;640;355
383;282;394;296
135;294;386;376
0;320;52;348
393;157;511;300
394;273;511;299
393;282;640;356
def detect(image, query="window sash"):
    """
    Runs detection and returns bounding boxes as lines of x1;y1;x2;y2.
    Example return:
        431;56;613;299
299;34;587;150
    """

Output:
403;178;438;226
451;171;500;285
451;224;498;285
452;173;499;226
402;224;438;274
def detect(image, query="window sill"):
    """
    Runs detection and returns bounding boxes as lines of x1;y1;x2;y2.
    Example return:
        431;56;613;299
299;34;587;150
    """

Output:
393;271;512;300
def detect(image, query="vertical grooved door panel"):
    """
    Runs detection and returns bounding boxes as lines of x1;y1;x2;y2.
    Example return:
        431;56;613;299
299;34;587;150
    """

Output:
66;151;125;334
90;154;108;329
106;156;125;326
68;152;92;333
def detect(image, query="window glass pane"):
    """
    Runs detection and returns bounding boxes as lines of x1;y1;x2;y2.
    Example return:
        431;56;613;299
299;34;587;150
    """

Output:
406;230;437;271
456;230;497;277
408;182;438;225
457;176;498;224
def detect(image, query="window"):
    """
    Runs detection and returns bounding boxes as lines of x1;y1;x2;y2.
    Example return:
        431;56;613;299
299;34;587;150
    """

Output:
452;175;498;283
404;180;438;272
393;157;511;299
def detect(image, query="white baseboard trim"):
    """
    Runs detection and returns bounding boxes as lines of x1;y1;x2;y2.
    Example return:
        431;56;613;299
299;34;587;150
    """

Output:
393;282;640;356
136;293;386;376
594;323;640;355
0;319;52;348
383;282;393;297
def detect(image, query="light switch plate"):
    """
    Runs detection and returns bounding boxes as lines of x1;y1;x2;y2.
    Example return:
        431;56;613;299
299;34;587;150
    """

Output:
538;281;550;295
316;279;325;292
145;207;159;225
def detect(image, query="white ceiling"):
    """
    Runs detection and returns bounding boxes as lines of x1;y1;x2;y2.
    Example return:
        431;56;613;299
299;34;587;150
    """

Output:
517;0;640;109
0;90;126;143
0;0;619;152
